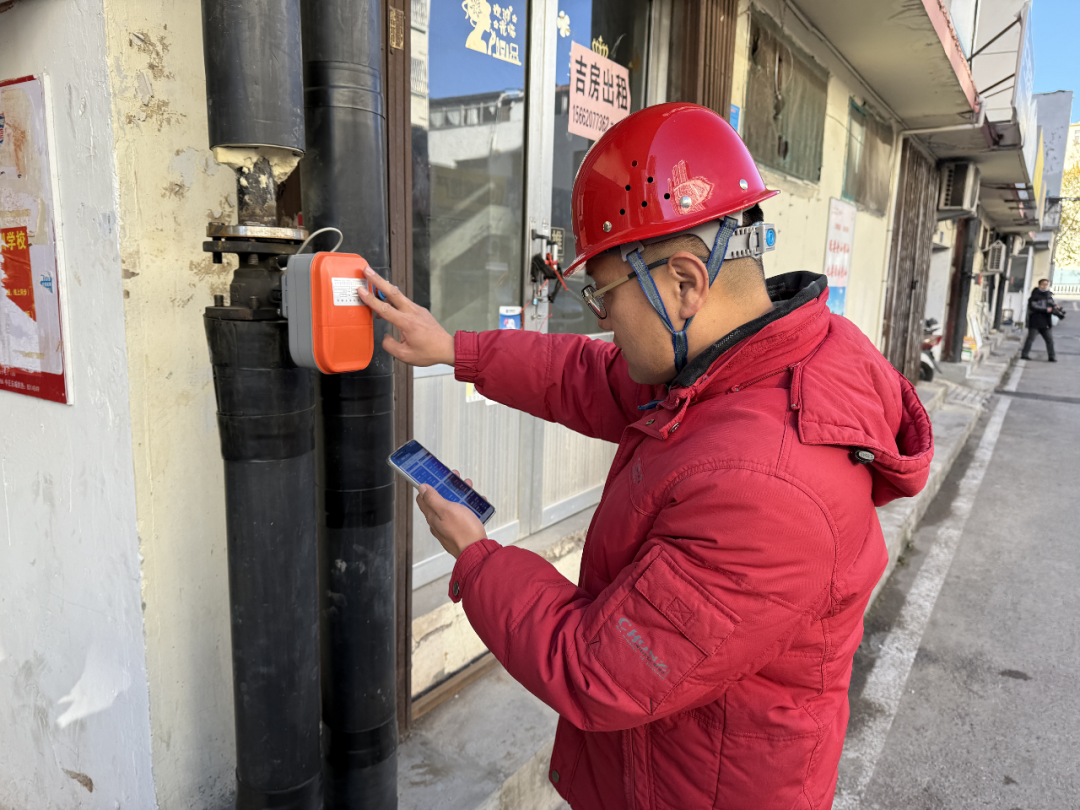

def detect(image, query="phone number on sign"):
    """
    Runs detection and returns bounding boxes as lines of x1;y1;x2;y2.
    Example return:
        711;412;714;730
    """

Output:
572;104;611;134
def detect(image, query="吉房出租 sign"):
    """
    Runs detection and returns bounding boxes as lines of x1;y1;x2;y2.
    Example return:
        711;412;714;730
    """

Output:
568;41;630;141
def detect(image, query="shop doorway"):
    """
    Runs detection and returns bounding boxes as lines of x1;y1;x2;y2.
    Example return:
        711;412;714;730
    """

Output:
883;139;939;383
405;0;686;594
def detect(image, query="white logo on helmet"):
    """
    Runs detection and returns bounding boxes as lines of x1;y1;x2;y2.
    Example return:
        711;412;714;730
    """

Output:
668;160;714;216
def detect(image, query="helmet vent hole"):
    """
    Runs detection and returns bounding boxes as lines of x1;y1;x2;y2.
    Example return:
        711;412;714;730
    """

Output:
664;192;671;200
625;184;631;191
641;201;648;208
619;208;626;215
631;160;638;167
647;177;653;183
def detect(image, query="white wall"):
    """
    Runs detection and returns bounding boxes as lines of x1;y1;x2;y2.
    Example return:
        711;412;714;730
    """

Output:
730;0;893;348
0;1;156;808
100;0;240;805
925;221;958;348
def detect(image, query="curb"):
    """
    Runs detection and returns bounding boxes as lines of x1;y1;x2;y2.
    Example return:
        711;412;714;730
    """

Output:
867;335;1021;613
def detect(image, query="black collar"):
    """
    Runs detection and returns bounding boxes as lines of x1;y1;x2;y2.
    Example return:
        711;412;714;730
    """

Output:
671;271;828;388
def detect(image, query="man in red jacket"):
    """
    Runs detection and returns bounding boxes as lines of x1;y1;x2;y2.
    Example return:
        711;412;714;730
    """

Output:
359;103;933;809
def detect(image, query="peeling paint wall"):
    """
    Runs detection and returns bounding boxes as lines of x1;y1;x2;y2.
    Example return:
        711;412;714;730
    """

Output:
0;1;156;808
100;1;239;807
732;0;894;348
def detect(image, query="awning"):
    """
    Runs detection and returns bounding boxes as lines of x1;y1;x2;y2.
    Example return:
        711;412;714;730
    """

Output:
789;0;979;129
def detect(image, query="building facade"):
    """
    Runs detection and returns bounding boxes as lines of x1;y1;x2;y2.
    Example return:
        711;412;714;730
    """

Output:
0;0;1053;807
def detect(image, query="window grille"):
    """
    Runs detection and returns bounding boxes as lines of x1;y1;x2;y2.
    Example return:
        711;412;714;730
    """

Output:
842;100;894;216
743;9;828;182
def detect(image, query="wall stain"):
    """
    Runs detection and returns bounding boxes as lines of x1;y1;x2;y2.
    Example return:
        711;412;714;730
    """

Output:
62;770;94;793
125;97;184;132
129;31;172;82
189;257;231;297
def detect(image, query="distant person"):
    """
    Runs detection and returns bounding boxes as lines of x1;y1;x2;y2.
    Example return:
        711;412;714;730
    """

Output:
1021;278;1059;362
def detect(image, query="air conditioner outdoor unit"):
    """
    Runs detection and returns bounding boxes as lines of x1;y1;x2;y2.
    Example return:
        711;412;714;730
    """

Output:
938;162;980;218
986;240;1007;274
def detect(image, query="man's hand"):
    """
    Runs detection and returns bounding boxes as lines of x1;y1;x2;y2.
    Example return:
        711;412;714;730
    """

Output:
357;267;455;367
416;473;487;559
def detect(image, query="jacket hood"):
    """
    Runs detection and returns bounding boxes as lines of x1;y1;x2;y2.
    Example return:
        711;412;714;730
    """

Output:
673;272;933;506
794;299;933;507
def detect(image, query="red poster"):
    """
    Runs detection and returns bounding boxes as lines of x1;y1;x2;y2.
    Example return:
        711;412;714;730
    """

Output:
0;75;68;404
2;227;34;319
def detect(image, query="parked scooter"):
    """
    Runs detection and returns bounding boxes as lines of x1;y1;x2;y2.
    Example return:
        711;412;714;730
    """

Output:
920;318;942;382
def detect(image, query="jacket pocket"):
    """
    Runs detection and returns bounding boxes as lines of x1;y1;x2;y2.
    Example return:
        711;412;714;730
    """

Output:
649;709;725;810
587;549;740;714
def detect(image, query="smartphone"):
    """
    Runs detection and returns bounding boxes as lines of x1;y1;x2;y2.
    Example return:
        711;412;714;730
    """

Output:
388;440;496;525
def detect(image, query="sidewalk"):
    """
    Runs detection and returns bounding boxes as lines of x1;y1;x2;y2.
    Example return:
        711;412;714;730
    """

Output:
398;331;1023;810
837;318;1080;807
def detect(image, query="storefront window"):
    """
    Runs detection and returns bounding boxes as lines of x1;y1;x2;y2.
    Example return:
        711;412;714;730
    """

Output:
412;0;527;333
548;0;652;335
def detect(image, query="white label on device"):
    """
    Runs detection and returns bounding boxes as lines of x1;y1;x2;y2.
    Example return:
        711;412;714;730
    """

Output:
331;276;369;306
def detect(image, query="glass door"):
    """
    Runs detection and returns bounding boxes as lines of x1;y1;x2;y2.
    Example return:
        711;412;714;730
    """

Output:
410;0;531;588
409;0;681;589
527;0;658;533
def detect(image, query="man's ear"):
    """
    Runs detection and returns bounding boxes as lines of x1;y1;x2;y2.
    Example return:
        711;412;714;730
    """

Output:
665;251;710;321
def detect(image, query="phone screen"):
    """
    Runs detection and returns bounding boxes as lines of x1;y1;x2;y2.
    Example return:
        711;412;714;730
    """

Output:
388;440;496;525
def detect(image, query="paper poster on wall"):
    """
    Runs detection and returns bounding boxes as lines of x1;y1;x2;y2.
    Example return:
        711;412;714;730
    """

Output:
0;75;68;404
823;197;856;317
567;41;630;141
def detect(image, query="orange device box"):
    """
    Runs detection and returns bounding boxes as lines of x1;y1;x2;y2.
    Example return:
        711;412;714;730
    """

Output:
282;252;374;373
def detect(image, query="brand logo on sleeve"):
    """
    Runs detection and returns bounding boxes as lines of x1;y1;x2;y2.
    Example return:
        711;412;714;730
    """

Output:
617;617;670;679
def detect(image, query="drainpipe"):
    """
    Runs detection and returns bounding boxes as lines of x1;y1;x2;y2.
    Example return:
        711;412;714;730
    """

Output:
944;216;982;362
200;2;322;808
300;1;398;807
993;235;1013;330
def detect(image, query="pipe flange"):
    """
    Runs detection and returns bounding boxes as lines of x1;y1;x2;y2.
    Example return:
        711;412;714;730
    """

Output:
207;222;308;241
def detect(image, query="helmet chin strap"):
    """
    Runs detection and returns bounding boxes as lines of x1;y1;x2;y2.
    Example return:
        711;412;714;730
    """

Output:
626;215;740;373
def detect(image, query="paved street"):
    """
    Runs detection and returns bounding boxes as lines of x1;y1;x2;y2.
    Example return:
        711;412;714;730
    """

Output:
837;306;1080;810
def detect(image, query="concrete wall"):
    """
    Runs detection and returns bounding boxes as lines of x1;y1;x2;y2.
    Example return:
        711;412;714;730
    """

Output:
100;0;240;806
730;0;893;348
0;1;156;808
1034;91;1073;199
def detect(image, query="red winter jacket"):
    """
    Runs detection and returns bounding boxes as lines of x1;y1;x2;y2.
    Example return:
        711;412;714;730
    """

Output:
448;273;933;809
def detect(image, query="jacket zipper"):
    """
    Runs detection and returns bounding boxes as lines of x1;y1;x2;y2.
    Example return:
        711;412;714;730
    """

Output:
728;364;793;394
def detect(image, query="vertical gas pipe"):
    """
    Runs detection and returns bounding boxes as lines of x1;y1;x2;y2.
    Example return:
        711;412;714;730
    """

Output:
300;0;399;807
200;2;323;808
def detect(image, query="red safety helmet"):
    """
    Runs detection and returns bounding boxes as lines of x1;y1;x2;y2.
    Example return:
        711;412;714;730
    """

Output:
565;102;779;277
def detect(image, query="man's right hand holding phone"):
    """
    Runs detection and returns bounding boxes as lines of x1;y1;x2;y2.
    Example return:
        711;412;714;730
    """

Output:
357;267;455;368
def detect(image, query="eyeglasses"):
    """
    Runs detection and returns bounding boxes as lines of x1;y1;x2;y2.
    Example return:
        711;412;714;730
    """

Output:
581;259;669;319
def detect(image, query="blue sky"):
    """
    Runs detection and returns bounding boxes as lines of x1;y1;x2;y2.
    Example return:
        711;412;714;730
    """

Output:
1030;0;1080;120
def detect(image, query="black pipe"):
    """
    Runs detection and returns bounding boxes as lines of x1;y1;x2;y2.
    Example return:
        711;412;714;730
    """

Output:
201;3;323;808
202;0;305;153
205;317;322;810
300;0;398;807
